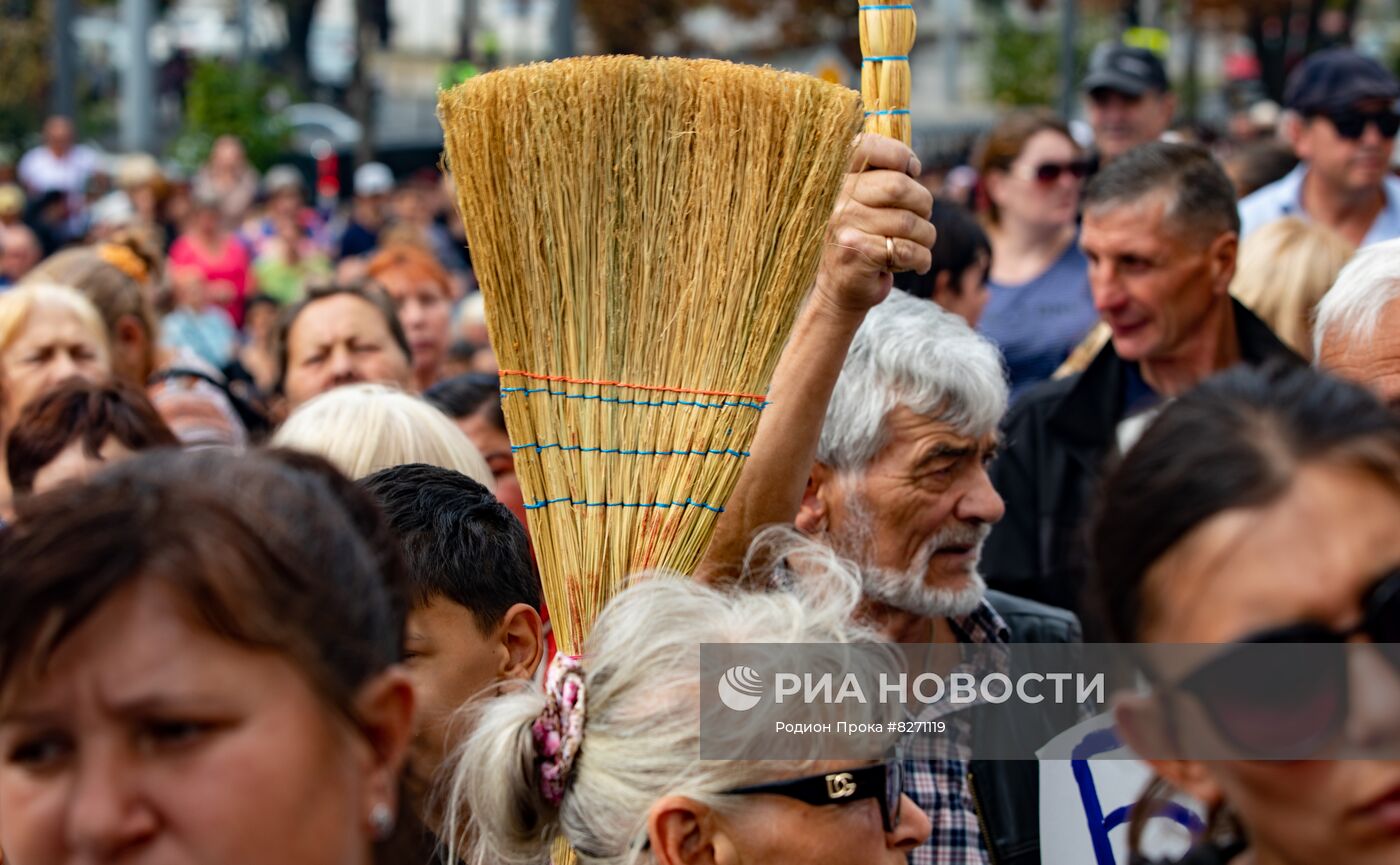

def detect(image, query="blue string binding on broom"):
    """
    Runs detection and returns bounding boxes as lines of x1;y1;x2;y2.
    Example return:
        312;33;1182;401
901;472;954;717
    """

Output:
512;443;751;458
497;369;771;411
523;497;726;513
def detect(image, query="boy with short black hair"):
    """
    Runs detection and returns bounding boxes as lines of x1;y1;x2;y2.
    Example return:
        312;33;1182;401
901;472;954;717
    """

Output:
359;463;544;785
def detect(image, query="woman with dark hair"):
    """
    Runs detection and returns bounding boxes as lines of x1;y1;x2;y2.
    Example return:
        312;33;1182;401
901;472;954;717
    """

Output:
1092;362;1400;865
6;376;178;496
275;284;414;411
0;449;421;865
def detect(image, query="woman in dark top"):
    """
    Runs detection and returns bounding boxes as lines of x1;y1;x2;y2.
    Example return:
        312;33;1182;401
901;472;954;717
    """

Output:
1093;363;1400;865
973;111;1097;397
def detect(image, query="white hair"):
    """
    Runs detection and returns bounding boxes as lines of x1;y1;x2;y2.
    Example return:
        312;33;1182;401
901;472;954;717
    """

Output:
442;528;899;865
1313;236;1400;359
817;290;1008;471
271;382;493;486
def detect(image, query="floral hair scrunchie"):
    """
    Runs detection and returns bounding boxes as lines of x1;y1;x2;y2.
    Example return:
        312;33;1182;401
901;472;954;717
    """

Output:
532;653;587;807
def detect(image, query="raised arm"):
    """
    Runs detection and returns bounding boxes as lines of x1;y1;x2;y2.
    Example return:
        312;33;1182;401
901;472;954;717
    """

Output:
697;134;935;585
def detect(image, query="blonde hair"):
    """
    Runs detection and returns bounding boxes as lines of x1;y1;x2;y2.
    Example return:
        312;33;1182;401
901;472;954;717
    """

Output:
1231;217;1354;360
0;283;111;359
0;284;111;425
271;382;493;486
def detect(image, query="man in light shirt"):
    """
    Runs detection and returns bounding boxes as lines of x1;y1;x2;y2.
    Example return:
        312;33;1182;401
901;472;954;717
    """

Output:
17;116;100;213
1239;49;1400;248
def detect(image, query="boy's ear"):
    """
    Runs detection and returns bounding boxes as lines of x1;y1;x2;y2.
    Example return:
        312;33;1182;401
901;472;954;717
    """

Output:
496;603;545;682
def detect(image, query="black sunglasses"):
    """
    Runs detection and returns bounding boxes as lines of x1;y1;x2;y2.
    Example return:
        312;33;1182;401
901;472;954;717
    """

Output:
1028;160;1092;184
1320;109;1400;141
722;754;905;832
1165;568;1400;759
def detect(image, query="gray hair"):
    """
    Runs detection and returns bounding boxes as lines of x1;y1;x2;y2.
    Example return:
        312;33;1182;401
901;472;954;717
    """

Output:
1313;236;1400;358
442;528;897;865
1081;141;1240;242
817;290;1007;471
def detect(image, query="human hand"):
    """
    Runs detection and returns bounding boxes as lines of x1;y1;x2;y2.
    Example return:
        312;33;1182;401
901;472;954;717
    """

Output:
814;134;936;316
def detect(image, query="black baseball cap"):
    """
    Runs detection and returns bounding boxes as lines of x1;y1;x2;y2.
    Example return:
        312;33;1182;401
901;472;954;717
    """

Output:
1082;44;1170;97
1284;49;1400;115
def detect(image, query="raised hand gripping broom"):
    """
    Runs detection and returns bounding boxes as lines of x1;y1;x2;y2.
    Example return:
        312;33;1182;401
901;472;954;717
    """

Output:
439;56;862;655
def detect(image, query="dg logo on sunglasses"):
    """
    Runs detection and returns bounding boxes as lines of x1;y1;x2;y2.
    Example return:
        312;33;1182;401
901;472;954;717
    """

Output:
825;772;857;799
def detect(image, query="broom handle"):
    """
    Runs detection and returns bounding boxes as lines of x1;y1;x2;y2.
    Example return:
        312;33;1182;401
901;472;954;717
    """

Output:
859;3;916;145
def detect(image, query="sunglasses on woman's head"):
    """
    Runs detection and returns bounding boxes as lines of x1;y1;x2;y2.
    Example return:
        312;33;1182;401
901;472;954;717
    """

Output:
1321;109;1400;141
1166;568;1400;760
721;753;905;832
1027;160;1092;184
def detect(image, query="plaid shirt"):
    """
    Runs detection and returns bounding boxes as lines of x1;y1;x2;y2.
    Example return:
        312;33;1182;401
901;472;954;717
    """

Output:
904;601;1009;865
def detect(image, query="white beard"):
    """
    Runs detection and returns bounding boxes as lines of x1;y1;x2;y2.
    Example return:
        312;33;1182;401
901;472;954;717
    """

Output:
833;491;991;618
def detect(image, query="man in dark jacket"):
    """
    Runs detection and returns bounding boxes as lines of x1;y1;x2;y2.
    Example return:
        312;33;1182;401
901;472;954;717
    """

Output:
795;290;1081;865
983;143;1303;627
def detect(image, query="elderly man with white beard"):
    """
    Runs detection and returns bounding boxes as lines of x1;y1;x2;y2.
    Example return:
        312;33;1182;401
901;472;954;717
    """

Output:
794;289;1081;865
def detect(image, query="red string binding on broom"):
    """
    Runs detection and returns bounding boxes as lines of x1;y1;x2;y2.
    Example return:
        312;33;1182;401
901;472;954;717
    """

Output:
498;369;768;402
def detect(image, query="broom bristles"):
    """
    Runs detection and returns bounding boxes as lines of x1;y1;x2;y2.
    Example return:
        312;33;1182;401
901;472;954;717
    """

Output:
860;4;918;144
440;57;862;652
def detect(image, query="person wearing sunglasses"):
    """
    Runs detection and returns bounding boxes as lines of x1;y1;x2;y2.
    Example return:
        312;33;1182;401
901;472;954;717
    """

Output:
1092;362;1400;865
440;539;932;865
972;110;1098;398
1240;48;1400;249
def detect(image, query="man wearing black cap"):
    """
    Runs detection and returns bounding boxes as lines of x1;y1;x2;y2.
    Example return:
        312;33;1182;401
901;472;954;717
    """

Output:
1081;42;1176;165
1240;48;1400;248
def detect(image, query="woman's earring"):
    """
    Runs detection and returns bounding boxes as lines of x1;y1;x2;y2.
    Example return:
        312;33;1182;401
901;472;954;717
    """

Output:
370;802;396;840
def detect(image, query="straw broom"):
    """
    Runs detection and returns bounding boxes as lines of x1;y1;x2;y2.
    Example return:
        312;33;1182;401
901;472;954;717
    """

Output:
860;2;917;145
439;57;862;655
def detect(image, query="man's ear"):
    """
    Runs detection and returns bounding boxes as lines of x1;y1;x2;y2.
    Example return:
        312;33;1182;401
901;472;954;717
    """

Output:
1159;92;1179;128
495;602;545;682
1114;696;1224;810
1207;231;1238;295
351;666;416;835
795;462;837;536
1284;112;1310;159
648;795;735;865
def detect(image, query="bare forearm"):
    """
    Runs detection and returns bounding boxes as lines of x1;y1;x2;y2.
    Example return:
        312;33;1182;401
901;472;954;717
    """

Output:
694;134;933;586
697;287;868;584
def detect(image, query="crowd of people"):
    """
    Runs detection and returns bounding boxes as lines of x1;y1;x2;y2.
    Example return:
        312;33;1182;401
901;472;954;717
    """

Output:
0;37;1398;865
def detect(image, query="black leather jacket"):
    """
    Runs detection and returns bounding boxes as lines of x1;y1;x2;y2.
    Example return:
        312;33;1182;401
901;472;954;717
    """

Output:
969;590;1083;865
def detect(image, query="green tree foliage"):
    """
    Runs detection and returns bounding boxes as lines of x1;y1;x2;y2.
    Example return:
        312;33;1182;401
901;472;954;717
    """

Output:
170;60;290;171
984;13;1063;106
0;4;49;143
